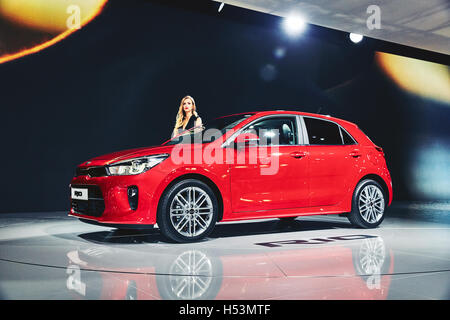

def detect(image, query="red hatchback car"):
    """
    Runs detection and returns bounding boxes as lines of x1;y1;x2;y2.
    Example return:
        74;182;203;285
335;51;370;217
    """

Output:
69;111;392;242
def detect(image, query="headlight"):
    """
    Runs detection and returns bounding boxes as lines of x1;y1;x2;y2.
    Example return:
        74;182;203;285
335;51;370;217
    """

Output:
106;154;169;176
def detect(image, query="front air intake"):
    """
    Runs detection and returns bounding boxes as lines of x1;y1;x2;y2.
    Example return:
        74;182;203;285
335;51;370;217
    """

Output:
70;184;105;217
75;166;108;177
128;186;139;210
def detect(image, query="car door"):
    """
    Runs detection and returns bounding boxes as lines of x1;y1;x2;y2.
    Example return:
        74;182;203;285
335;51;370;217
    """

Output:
302;116;360;207
229;115;309;213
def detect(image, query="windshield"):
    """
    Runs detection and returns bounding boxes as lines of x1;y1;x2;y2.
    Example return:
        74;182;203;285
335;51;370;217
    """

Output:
164;114;253;145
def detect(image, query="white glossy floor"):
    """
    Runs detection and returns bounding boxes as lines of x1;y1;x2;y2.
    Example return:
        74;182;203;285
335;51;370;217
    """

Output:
0;202;449;300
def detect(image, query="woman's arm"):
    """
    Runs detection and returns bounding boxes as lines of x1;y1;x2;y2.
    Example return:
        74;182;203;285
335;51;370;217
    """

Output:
194;117;203;133
172;127;178;138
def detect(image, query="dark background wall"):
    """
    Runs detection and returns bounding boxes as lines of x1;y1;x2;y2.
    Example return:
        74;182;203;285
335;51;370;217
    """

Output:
0;0;449;213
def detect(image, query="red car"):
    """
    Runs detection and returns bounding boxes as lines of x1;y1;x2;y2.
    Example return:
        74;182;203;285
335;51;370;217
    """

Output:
69;111;393;242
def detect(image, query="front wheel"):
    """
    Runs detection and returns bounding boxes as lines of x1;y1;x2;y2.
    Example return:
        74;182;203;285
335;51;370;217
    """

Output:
347;179;386;228
158;179;218;243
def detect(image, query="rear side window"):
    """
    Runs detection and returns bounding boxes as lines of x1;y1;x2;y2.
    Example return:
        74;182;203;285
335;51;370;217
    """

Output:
340;127;356;145
304;117;342;145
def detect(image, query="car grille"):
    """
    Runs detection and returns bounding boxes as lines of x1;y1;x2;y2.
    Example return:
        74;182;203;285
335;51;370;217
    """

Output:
75;166;108;177
71;184;105;217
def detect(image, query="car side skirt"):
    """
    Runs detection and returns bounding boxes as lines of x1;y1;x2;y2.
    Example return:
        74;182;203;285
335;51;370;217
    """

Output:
221;204;348;222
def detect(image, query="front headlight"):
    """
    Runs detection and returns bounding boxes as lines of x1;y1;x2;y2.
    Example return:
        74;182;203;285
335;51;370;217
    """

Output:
106;154;169;176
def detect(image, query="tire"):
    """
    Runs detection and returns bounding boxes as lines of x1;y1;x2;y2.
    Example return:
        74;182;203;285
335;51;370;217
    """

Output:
347;179;386;228
158;179;218;243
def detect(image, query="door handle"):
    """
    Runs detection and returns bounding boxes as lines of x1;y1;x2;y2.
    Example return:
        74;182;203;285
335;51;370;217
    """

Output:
349;150;362;158
290;151;307;159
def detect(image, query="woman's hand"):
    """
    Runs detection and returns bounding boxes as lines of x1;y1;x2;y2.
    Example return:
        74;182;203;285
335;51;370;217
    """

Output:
195;117;202;128
194;117;203;133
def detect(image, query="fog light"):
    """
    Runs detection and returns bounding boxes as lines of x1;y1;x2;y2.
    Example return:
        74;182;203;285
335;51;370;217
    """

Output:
127;186;138;210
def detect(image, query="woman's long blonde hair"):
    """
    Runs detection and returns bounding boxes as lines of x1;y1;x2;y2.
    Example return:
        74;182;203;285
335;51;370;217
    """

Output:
174;95;198;130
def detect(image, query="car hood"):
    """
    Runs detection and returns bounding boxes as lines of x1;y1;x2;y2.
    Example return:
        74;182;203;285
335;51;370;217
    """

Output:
78;145;174;167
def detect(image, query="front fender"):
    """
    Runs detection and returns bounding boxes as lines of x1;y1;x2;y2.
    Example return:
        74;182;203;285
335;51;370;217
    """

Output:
149;165;231;222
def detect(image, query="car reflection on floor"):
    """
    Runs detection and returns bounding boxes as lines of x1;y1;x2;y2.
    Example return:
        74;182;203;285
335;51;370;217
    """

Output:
66;231;393;300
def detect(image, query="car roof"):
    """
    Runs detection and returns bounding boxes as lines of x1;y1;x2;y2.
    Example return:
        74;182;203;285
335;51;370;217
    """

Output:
243;110;358;128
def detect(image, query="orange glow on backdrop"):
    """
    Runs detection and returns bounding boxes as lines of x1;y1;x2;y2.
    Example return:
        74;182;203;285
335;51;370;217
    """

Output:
376;52;450;104
0;0;108;64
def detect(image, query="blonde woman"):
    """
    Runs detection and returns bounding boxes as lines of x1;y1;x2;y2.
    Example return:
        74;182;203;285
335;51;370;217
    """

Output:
172;95;203;137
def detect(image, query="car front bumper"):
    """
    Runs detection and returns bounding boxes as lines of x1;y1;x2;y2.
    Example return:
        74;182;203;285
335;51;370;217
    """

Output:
68;171;164;226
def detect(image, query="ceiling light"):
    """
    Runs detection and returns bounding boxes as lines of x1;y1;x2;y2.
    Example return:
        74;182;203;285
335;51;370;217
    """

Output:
282;14;307;37
349;33;364;43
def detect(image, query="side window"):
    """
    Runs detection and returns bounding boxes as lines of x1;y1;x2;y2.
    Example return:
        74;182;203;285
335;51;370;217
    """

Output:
244;117;298;146
304;117;342;145
340;127;356;145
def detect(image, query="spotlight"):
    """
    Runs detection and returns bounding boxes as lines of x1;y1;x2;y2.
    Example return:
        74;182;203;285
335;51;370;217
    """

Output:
282;14;307;37
349;33;363;43
260;64;277;82
274;46;286;59
218;2;225;13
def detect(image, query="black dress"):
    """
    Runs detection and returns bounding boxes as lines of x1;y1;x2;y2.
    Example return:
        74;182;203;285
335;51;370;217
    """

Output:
174;114;199;136
184;114;199;131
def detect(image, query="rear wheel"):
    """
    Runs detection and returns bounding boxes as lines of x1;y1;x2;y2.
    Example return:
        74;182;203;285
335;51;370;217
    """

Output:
158;179;218;243
347;179;386;228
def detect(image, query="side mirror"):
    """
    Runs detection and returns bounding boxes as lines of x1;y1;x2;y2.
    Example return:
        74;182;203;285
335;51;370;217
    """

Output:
234;132;260;148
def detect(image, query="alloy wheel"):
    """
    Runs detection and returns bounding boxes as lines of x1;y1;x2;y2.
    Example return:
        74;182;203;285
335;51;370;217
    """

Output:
358;185;385;224
169;187;214;238
168;250;213;299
